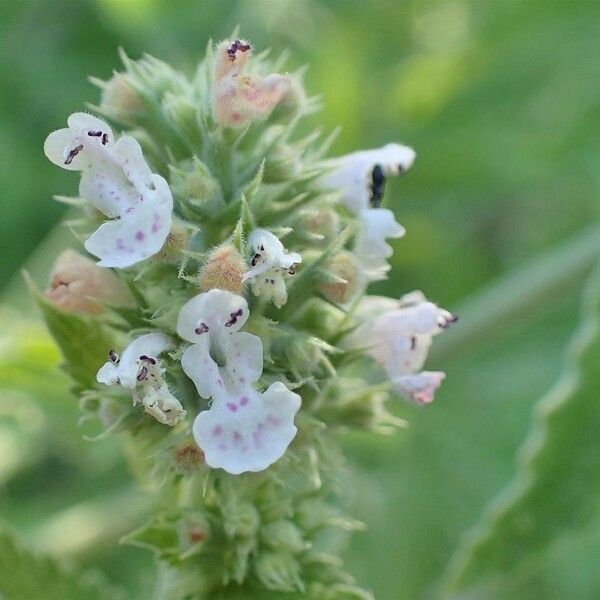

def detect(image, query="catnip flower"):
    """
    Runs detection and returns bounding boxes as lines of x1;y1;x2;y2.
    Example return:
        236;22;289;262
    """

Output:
317;143;416;281
44;112;173;268
97;332;186;426
211;39;291;128
242;229;302;308
343;291;456;404
177;289;301;474
44;249;132;314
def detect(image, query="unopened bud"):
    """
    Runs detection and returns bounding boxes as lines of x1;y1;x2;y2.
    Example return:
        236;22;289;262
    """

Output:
155;221;190;263
261;520;308;553
174;441;205;475
198;244;246;294
99;73;143;125
254;552;304;593
223;501;260;539
177;512;210;556
170;158;222;210
263;143;301;183
44;249;132;314
318;251;361;305
301;206;340;242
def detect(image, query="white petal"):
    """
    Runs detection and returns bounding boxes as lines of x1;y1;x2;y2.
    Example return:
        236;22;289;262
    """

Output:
394;371;445;404
181;340;222;399
67;112;113;137
84;174;173;268
177;290;249;342
79;160;139;218
317;143;415;214
114;332;174;389
112;136;154;193
96;361;119;385
193;382;301;474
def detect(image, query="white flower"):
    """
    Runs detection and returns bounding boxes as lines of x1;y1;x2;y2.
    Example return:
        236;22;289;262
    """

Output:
316;143;415;282
353;208;405;281
44;113;173;268
96;332;186;426
343;291;456;404
318;143;416;214
212;39;291;128
242;229;302;308
177;289;301;474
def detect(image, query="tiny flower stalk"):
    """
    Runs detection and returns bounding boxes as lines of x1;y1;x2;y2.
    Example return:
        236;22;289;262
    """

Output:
37;37;457;598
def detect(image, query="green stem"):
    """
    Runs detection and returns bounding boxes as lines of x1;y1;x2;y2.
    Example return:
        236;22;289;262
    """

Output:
432;222;600;362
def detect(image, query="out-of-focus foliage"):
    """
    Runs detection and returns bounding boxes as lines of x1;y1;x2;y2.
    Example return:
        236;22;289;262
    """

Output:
443;266;600;599
1;0;600;599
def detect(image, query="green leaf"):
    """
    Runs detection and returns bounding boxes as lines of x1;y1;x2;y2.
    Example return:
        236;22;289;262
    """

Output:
25;273;118;392
0;523;118;600
442;264;600;597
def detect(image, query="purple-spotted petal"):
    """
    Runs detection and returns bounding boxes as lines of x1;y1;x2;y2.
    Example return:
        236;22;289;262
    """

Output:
192;382;301;474
84;174;173;268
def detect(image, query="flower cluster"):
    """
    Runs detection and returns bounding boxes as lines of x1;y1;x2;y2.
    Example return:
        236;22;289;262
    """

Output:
39;37;457;598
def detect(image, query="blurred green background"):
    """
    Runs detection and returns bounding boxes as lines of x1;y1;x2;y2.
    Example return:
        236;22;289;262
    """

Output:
1;0;600;598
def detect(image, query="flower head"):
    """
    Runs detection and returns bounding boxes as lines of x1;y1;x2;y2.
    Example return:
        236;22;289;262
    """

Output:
242;229;302;308
212;39;291;128
343;291;456;404
44;249;132;314
96;332;186;426
44;113;173;267
177;289;301;474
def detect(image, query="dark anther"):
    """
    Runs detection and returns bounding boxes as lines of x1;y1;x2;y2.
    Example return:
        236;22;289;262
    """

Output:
139;355;156;365
137;366;148;382
439;314;459;330
64;144;84;165
109;349;120;363
287;266;296;275
87;130;103;137
251;252;261;266
101;133;109;145
225;308;243;328
195;322;209;335
369;164;386;208
227;39;252;62
410;336;417;351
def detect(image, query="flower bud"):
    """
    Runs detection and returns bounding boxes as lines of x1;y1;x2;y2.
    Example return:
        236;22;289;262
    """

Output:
44;249;132;314
174;440;205;475
263;143;301;183
301;206;340;242
99;72;144;124
170;158;223;211
261;520;308;553
176;512;210;556
318;251;361;305
197;244;246;294
254;552;303;592
223;501;260;539
155;221;190;263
